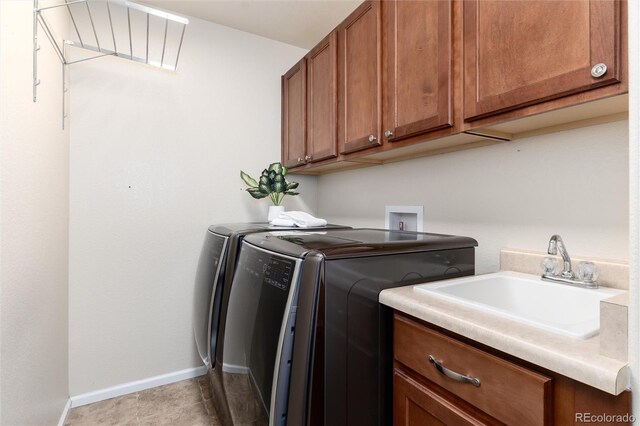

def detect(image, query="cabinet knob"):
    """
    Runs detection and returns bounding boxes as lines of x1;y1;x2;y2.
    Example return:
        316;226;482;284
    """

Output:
368;134;377;143
304;154;312;161
384;130;394;139
591;63;607;78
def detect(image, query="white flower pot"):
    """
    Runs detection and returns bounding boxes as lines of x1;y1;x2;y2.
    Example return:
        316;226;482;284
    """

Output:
268;205;285;222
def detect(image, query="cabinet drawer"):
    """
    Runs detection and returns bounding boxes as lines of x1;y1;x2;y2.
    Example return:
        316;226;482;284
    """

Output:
394;314;552;426
394;368;493;426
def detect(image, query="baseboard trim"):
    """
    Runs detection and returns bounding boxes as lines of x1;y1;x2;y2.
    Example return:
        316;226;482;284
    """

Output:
57;398;71;426
70;366;207;408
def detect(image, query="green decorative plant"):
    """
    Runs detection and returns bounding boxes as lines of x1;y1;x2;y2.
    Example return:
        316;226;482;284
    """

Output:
240;162;299;206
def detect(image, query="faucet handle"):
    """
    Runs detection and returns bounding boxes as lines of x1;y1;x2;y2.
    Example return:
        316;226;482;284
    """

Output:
541;257;558;276
577;261;598;283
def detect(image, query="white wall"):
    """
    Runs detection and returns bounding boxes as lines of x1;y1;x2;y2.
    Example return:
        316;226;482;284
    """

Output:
627;0;639;415
318;120;629;273
69;16;313;395
0;1;70;424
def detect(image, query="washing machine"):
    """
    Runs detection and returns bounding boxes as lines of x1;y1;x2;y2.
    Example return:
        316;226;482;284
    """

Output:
213;228;477;426
193;222;351;370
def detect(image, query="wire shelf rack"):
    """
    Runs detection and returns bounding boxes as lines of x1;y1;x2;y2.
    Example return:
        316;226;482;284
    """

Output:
33;0;189;128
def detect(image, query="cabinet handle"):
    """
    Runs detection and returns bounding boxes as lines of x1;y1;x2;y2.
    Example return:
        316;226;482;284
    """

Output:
591;63;607;78
428;355;481;387
297;157;303;163
305;154;312;161
368;134;377;143
384;130;394;139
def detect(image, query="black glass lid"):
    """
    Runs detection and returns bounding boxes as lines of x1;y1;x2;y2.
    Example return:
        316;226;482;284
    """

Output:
208;222;350;237
243;228;478;259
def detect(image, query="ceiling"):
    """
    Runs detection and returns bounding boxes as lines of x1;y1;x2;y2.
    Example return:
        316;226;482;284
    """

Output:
141;0;361;49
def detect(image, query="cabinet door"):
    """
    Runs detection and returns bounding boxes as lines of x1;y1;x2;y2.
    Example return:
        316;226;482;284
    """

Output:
383;0;452;143
307;32;338;163
282;58;307;168
464;0;621;121
394;369;489;426
338;1;382;154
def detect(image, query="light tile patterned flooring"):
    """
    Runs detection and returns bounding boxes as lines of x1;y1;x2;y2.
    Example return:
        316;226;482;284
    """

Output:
65;376;220;426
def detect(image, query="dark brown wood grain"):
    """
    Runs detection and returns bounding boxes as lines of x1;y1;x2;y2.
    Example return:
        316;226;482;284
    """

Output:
338;1;383;154
281;58;307;169
394;314;551;426
394;369;490;426
282;0;628;175
383;0;453;143
463;0;622;121
552;374;632;425
306;31;338;163
393;312;632;426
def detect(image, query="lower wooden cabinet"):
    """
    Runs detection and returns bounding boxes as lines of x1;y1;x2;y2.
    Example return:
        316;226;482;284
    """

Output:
393;313;631;426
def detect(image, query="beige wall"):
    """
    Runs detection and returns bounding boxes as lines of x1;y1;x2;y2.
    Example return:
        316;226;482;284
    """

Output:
626;0;639;415
0;0;633;418
317;120;629;273
0;1;70;424
68;16;313;395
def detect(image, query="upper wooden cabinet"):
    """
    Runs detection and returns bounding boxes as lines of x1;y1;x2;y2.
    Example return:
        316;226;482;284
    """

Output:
282;0;627;174
383;0;453;142
306;32;338;164
338;1;382;155
281;58;307;169
464;0;622;122
281;34;338;170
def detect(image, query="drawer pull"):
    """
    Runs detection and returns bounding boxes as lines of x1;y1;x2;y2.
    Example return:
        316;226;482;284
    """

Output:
428;355;481;387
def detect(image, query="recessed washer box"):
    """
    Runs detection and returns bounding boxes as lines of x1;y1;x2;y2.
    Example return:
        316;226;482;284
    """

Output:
385;205;423;232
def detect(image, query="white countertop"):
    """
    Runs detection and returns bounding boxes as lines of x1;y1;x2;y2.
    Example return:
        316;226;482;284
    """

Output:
380;283;629;395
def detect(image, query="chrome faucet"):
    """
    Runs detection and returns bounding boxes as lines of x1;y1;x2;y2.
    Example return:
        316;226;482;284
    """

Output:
547;234;573;278
541;234;598;289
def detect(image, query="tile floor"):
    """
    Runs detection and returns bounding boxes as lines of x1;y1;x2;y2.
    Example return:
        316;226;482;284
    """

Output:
65;376;220;426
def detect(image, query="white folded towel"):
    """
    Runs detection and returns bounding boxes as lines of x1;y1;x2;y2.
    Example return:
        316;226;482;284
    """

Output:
270;218;296;227
275;211;327;228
